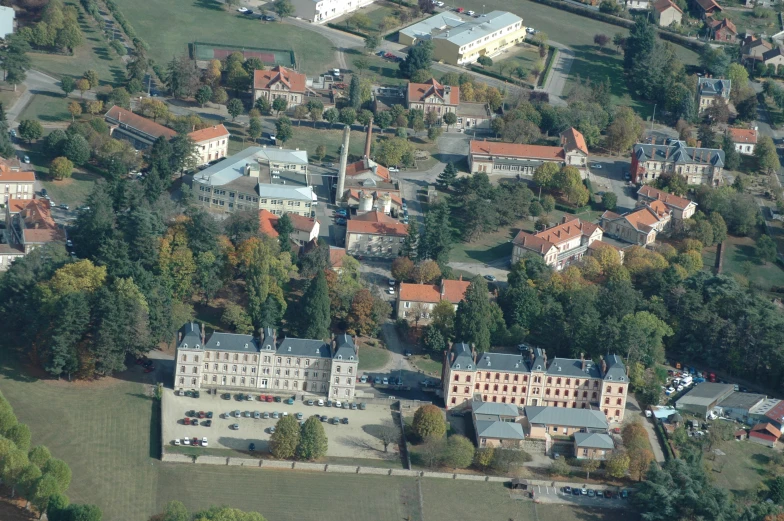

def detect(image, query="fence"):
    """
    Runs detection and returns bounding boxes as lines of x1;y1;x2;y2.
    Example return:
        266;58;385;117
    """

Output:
191;41;296;68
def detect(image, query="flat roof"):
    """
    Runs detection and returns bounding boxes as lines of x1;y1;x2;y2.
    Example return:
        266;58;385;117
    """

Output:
193;146;308;187
676;383;735;407
400;11;522;47
718;392;767;410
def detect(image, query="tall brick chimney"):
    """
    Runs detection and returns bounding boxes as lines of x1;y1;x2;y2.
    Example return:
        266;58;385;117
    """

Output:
364;117;373;158
336;125;350;199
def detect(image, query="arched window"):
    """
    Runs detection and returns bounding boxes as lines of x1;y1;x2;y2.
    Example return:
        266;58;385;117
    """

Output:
454;374;460;382
464;386;469;393
566;379;570;386
501;397;507;403
555;389;560;396
604;397;610;404
475;383;480;390
511;397;516;404
522;386;526;393
547;377;552;384
575;379;580;386
484;383;489;391
564;390;569;397
495;373;500;380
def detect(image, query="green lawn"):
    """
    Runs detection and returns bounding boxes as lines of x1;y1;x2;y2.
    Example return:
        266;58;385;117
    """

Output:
285;126;372;163
719;235;784;291
358;344;391;371
485;44;541;85
731;10;779;36
356;52;407;87
410;354;442;376
29;2;126;87
39;171;101;206
19;92;73;123
0;83;26;111
110;0;336;76
705;439;776;498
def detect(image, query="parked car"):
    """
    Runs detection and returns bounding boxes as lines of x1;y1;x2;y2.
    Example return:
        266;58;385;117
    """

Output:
231;423;239;430
249;443;256;451
350;403;358;410
307;399;314;406
590;162;602;169
296;412;303;420
564;486;572;495
484;274;496;282
192;419;199;426
334;400;342;408
274;396;282;402
326;400;333;407
332;417;341;424
272;412;279;419
237;6;248;12
268;426;276;434
320;415;328;422
286;397;295;405
183;437;190;445
173;439;181;446
222;393;231;400
253;411;261;419
587;489;595;497
335;217;347;225
203;420;212;427
604;490;612;499
360;375;368;383
23;155;30;164
144;366;155;373
317;399;325;406
359;403;367;410
335;208;348;217
572;488;581;496
388;166;400;173
466;10;475;15
234;410;241;418
201;437;208;447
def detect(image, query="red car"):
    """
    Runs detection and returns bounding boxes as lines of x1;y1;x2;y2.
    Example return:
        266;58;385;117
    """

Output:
192;438;199;446
198;411;205;418
135;358;146;365
184;418;191;425
265;395;273;403
258;394;267;401
456;6;464;12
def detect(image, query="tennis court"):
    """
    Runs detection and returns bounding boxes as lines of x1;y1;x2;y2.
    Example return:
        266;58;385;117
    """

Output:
192;41;296;68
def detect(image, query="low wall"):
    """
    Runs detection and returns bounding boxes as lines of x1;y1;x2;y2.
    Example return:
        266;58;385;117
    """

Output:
295;462;328;471
422;471;453;479
161;453;193;464
261;459;295;469
390;469;422;477
357;467;392;475
228;457;257;466
198;455;229;465
324;464;358;473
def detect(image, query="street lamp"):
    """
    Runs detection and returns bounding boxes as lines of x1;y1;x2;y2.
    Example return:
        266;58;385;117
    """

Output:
482;3;485;14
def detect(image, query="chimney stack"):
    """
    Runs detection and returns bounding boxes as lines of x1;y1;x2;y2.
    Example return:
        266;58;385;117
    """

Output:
336;125;350;199
364;117;373;158
200;323;205;344
441;281;446;297
178;331;182;343
600;355;607;377
580;352;586;371
542;349;547;368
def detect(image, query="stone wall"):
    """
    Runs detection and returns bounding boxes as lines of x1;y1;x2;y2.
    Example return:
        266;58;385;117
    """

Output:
161;453;193;464
197;455;229;465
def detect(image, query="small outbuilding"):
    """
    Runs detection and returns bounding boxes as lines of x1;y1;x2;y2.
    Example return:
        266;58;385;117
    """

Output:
573;432;615;460
749;423;782;448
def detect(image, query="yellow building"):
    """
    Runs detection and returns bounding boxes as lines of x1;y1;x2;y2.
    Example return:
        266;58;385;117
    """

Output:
398;11;526;65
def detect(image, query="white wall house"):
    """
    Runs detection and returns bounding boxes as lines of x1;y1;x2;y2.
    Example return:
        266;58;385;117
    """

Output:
290;0;375;24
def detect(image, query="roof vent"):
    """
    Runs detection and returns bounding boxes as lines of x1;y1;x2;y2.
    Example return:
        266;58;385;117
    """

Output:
216;341;220;347
287;346;291;352
607;375;613;380
620;377;625;381
244;343;249;349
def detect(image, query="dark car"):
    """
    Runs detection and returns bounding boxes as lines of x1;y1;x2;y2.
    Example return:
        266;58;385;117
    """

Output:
571;488;581;496
186;410;196;417
249;443;256;451
222;393;231;400
144;366;154;373
192;419;199;426
320;415;328;422
404;349;412;357
335;208;348;217
484;274;496;282
193;390;200;398
206;411;213;418
563;486;572;495
335;217;347;225
203;419;212;427
604;490;613;499
341;417;349;424
286;397;295;405
142;360;154;367
274;396;282;402
40;188;47;197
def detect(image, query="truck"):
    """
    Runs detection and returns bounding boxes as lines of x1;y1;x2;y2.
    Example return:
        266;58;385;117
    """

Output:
681;376;693;387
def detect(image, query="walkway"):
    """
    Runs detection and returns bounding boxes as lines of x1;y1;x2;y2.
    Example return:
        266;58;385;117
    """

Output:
541;44;573;107
625;394;666;464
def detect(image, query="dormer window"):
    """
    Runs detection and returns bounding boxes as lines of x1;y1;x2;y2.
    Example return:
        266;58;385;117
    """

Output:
337;355;342;360
216;342;220;347
455;364;461;369
183;343;188;348
350;356;354;361
195;344;199;349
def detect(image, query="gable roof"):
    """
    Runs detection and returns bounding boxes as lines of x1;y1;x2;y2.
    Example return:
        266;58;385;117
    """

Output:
346;211;407;236
345;157;391;181
727;127;758;145
277;337;333;358
333;333;358;361
637;185;695;210
470;140;565;161
694;0;722;12
697;78;731;98
259;209;319;237
0;158;35;182
329;246;347;269
407;78;460;106
574;432;615;449
524;406;609;430
104;105;177;140
188;124;229;143
472;400;520;416
399;278;470;304
653;0;683;13
178;322;202;349
604;205;669;233
560;127;589;155
763;46;784;62
253;66;306;92
751;422;782;439
513;217;600;253
633;141;724;168
709;17;737;34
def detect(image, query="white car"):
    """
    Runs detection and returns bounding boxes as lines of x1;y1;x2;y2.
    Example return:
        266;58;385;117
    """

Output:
317;399;325;406
183;437;191;445
237;6;249;12
590;163;602;169
665;387;675;395
387;287;394;295
335;400;342;408
436;1;444;5
676;385;684;392
173;439;181;446
202;437;208;447
388;166;400;173
467;10;475;15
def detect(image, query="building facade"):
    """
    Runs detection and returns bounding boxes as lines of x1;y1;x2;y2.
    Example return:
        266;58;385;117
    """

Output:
345;211;407;258
469;128;587;175
696;77;731;114
708;18;737;42
471;400;526;448
442;344;629;423
290;0;374;23
396;278;470;323
253;66;307;107
0;198;65;271
600;201;671;246
0;158;34;203
191;146;314;215
406;78;459;116
174;323;359;400
652;0;683;26
189;124;230;165
511;216;604;270
630;141;724;186
399;11;526;65
636;185;697;225
259;209;320;246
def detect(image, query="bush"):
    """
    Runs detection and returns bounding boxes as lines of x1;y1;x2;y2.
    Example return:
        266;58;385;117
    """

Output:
477;56;493;67
412;404;446;441
327;23;370;38
539;48;559;87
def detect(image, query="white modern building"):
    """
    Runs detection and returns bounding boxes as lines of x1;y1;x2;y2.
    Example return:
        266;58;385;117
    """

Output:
175;323;359;400
290;0;375;24
0;6;14;39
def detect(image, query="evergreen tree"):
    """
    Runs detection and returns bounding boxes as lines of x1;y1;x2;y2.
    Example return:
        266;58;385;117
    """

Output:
296;416;328;460
270;415;300;459
419;200;451;264
300;271;330;339
348;75;362;110
401;222;419;260
455;276;492;351
721;135;740;171
0;103;15;157
277;213;294;251
436;162;457;189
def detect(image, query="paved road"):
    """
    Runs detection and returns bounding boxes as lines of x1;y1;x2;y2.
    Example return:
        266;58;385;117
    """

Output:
541;44;573;107
583;155;637;211
625;394;666;464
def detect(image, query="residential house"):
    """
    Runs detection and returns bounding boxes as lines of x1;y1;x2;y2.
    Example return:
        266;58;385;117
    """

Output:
175;323;359;399
442;344;629;422
708;18;737;42
741;34;772;62
762;46;784;72
396;277;471;323
0;198;65;271
749;423;782;448
636;185;697;225
290;0;374;23
456;102;493;131
398;11;527;65
469;127;588;175
471;400;526;448
345;211;407;258
691;0;722;18
406;78;460;117
727;127;757;155
192;146;314;215
259;209;320;247
600;200;672;245
329;246;347;272
622;0;650;9
253;66;307;107
652;0;683;27
188;124;230;165
696;77;731;114
630;141;725;186
511;216;604;270
522;406;610;439
573;432;615;460
0;158;34;203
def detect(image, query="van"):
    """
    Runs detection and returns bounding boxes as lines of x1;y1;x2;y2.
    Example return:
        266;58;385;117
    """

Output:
681;376;693;386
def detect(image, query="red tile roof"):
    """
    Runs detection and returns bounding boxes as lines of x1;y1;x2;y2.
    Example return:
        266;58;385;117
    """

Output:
653;0;683;13
259;209;318;236
104;105;176;140
561;127;589;155
441;279;470;303
637;185;694;210
470;140;565;160
407;78;460;106
694;0;721;12
188;124;229;143
513;217;600;253
0;158;35;182
752;423;782;438
346;211;407;236
329;247;347;269
345;158;391;181
709;17;737;34
728;127;757;145
765;401;784;424
254;66;306;93
399;278;470;304
7;197;31;214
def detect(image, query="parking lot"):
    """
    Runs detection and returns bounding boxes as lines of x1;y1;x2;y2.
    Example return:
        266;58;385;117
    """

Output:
529;483;630;509
162;391;401;459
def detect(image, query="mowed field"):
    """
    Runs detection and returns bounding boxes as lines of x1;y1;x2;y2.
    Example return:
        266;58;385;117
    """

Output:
0;361;630;521
110;0;336;76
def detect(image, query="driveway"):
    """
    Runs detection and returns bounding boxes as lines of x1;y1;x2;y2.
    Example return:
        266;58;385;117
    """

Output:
583;156;637;211
541;43;573;107
625;394;666;464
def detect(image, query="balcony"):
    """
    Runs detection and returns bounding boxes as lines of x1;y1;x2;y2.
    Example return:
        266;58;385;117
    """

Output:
556;244;588;263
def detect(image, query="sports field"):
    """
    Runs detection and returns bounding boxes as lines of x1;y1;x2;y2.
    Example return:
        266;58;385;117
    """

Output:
192;42;295;67
110;0;335;76
0;361;629;521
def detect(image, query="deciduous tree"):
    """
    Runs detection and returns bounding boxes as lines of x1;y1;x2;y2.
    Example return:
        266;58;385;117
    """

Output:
412;404;446;440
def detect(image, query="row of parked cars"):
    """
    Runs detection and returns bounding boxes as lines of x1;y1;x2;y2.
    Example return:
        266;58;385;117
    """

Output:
562;487;630;499
183;410;213;426
173;436;208;447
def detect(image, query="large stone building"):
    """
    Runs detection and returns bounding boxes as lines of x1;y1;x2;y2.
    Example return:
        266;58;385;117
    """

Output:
396;278;471;323
600;200;672;246
188;124;230;165
696;77;730;114
630;140;724;186
191;146;315;215
175;323;359;400
253;66;307;107
469;128;588;175
442;344;629;423
636;185;697;225
398;11;526;65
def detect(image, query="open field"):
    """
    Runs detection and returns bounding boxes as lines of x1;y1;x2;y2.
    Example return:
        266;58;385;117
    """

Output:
0;84;26;111
717;235;784;290
110;0;336;76
39;171;101;206
705;439;776;498
409;354;443;376
485;44;541;84
731;9;779;36
286;126;370;163
357;343;391;371
19;92;73;123
29;2;126;86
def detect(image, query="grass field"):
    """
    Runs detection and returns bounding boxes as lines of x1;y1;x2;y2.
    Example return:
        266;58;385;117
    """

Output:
285;126;377;163
357;344;391;371
0;84;26;111
486;44;541;84
39;172;101;206
705;440;775;498
19;92;73;123
29;3;126;86
110;0;336;76
731;10;779;36
718;235;784;290
409;354;442;376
